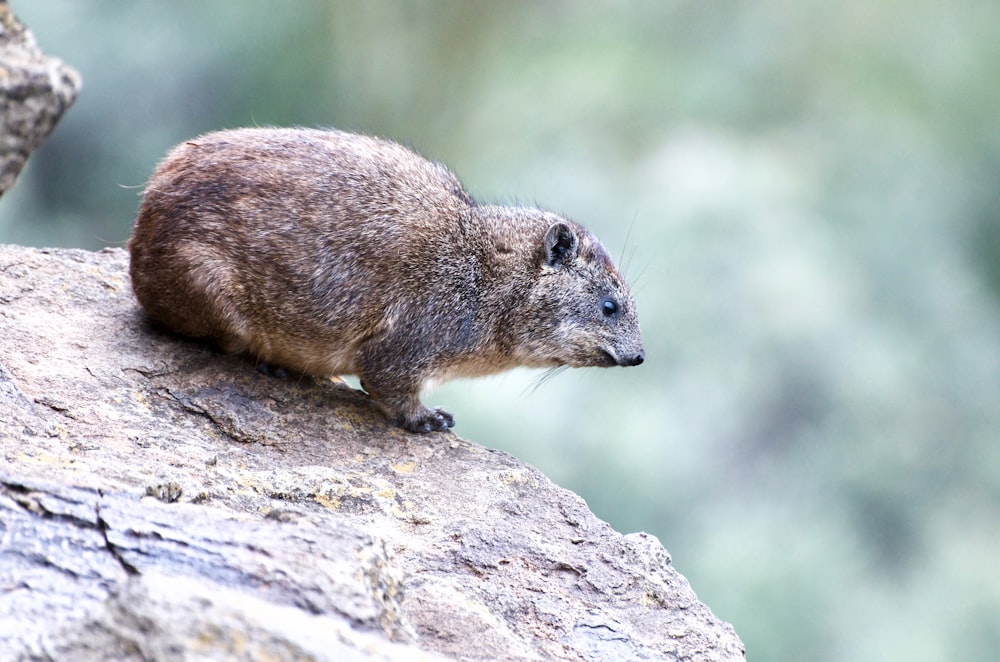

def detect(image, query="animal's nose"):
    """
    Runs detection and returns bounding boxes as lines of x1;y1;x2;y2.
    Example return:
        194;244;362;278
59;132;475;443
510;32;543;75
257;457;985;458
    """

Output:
629;351;645;366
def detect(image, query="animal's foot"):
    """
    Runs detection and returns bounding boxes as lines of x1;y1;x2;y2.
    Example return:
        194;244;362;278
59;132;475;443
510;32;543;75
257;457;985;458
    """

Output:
256;362;288;378
401;407;455;434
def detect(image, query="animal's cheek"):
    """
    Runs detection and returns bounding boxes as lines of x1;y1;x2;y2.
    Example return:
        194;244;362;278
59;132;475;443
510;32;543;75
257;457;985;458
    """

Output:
557;318;606;348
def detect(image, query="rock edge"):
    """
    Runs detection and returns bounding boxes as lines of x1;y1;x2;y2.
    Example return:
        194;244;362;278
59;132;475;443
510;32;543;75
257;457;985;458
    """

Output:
0;243;744;661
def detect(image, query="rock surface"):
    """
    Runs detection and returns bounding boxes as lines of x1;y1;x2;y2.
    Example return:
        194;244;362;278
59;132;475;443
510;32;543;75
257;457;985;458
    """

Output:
0;243;745;661
0;2;81;195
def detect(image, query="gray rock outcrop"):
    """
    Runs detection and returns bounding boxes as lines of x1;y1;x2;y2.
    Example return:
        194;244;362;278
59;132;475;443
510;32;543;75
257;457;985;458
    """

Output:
0;2;81;195
0;243;745;661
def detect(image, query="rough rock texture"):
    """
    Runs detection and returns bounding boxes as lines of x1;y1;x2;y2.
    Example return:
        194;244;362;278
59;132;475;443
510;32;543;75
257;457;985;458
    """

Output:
0;2;81;195
0;243;745;661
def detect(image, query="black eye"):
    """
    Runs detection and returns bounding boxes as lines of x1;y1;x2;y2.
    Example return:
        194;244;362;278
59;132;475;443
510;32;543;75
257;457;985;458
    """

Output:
601;298;618;317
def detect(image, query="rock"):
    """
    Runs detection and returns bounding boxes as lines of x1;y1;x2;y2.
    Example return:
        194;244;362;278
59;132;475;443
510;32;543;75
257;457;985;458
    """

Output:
0;243;745;661
0;2;81;195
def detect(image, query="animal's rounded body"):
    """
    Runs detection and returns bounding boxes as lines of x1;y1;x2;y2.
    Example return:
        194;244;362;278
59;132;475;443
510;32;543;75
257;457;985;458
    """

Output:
129;128;644;432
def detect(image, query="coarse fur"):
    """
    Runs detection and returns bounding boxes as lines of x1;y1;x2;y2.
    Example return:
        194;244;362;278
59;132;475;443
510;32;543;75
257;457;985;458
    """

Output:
129;127;644;433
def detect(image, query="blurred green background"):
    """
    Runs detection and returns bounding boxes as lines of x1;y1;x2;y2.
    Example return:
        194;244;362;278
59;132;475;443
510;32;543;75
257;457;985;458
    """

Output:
3;1;999;659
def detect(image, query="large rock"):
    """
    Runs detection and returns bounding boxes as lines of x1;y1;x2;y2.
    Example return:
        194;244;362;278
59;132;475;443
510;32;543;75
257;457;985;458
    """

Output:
0;243;745;661
0;2;81;195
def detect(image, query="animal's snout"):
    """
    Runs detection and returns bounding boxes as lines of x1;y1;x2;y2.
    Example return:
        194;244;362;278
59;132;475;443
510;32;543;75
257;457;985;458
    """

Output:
622;350;644;367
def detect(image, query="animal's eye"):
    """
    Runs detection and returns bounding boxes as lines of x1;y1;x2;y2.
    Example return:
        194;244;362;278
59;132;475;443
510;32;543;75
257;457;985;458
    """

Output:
601;298;618;317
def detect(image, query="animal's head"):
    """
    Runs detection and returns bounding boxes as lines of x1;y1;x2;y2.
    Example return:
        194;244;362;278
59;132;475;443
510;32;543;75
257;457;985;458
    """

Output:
518;218;645;370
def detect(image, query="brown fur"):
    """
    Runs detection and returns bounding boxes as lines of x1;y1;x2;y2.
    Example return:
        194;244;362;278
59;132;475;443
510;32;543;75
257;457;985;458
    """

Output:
129;128;644;432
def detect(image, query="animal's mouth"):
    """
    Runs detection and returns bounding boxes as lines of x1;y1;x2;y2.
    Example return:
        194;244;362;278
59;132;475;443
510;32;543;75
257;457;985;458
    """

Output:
598;350;619;367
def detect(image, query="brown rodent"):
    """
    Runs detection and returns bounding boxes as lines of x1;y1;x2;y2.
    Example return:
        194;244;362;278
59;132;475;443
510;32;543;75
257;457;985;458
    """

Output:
128;127;644;433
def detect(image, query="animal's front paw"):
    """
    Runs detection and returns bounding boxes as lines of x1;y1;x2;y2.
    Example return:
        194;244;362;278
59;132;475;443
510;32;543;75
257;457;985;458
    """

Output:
401;407;455;434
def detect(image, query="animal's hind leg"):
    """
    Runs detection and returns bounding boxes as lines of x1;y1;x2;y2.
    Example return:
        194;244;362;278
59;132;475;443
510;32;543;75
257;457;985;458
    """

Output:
255;361;288;378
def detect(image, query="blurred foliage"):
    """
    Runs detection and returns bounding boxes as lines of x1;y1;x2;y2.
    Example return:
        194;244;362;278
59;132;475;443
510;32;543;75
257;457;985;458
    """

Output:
3;1;999;660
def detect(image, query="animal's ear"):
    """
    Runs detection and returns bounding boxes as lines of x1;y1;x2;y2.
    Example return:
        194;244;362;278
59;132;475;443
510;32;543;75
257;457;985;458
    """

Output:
544;222;578;268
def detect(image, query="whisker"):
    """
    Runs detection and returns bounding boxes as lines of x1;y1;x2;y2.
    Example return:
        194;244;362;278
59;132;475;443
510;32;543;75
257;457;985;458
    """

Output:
524;366;569;394
629;258;652;295
619;211;640;279
622;243;639;283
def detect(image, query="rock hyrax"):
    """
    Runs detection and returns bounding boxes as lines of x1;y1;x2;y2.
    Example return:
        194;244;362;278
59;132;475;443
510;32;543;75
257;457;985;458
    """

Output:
129;127;645;432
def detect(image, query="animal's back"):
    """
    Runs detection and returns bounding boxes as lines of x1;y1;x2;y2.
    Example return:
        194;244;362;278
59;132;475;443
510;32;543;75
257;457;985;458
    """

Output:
129;127;475;375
